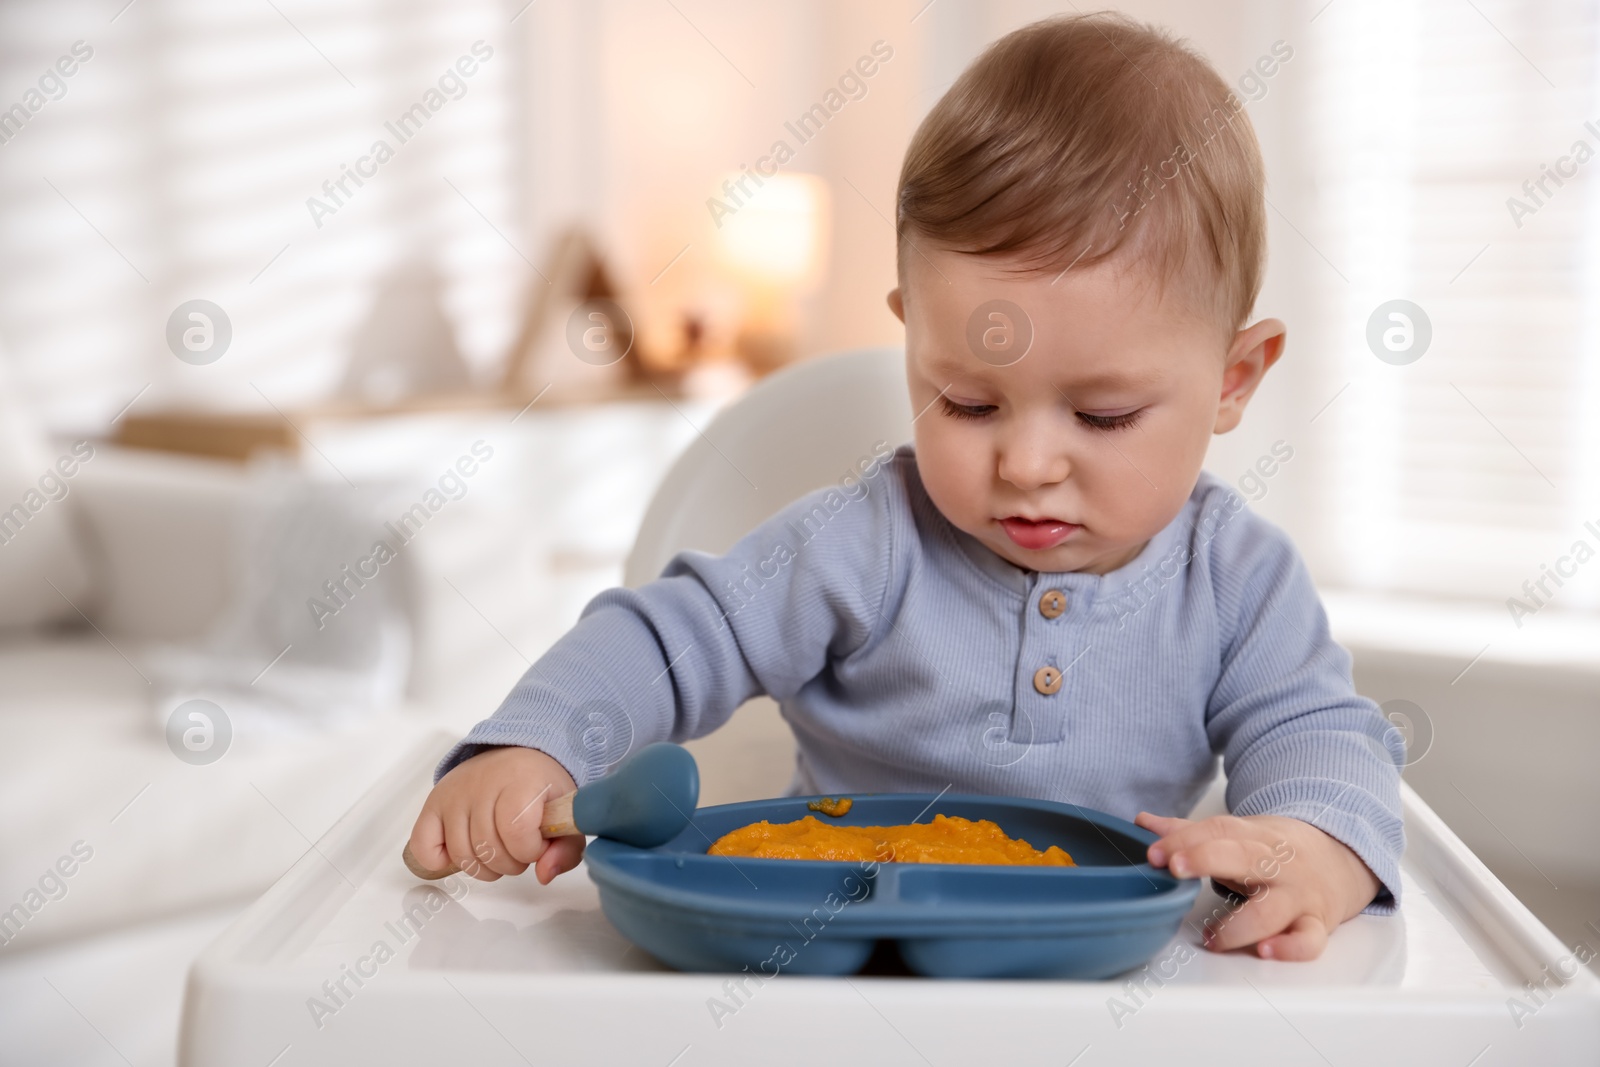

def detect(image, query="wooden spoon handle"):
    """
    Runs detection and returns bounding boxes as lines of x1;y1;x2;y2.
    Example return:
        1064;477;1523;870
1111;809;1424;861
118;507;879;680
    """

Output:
402;791;577;881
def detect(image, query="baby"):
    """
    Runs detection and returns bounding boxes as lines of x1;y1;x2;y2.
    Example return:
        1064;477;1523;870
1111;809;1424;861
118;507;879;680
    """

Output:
411;13;1403;962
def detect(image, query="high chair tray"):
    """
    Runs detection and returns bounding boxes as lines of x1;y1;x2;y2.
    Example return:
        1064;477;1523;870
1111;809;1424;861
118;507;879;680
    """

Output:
179;732;1600;1066
585;794;1199;979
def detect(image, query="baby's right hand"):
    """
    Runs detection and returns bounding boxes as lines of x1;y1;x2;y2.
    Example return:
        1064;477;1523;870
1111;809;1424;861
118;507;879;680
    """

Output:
407;745;582;884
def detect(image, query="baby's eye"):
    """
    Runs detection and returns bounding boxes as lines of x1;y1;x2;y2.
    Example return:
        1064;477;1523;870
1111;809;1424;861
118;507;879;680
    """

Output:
1076;408;1145;431
940;396;996;420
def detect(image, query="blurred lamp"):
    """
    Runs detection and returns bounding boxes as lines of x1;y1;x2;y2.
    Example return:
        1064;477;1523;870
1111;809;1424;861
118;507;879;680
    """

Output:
716;172;829;371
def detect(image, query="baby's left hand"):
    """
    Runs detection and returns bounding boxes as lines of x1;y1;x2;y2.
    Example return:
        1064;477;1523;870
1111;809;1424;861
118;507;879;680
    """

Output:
1134;811;1381;961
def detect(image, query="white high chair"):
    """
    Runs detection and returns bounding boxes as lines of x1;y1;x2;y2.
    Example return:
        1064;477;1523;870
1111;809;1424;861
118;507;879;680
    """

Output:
180;344;1600;1066
623;346;913;804
624;345;912;584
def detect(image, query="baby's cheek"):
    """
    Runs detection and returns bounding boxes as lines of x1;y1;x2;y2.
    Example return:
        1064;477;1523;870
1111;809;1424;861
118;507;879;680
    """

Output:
1081;459;1145;518
1081;470;1181;558
1099;428;1202;529
914;431;987;526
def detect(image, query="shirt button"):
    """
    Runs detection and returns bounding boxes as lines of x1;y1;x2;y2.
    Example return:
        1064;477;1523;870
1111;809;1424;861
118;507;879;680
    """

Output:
1033;666;1062;695
1039;589;1067;618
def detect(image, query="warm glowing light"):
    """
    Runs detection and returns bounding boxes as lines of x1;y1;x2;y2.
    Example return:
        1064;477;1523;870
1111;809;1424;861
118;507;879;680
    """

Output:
715;172;829;293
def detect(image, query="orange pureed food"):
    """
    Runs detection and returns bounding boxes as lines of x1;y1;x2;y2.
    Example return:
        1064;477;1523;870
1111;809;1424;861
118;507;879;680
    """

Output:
806;797;853;817
708;813;1075;866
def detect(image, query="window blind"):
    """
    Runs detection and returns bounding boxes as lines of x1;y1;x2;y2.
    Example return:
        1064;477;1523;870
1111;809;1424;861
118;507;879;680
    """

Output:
1304;0;1600;611
0;0;524;432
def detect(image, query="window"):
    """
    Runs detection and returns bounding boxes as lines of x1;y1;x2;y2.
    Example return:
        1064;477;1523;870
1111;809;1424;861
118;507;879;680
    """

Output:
0;0;525;430
1302;0;1600;611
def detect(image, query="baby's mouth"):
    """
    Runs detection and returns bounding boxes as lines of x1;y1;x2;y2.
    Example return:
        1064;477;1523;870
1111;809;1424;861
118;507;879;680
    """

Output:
998;516;1081;551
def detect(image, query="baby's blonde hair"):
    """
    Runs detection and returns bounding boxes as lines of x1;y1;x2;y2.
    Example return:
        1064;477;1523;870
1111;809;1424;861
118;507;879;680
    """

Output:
896;12;1267;331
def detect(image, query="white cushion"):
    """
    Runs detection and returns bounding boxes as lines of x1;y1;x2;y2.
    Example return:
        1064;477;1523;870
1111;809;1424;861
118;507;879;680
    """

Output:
0;338;96;631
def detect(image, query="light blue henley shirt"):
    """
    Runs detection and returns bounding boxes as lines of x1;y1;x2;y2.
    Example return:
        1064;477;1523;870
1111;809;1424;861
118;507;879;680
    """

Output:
438;444;1405;911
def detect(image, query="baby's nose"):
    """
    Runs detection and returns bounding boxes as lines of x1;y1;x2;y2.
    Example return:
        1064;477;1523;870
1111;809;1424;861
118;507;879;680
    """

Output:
997;442;1070;489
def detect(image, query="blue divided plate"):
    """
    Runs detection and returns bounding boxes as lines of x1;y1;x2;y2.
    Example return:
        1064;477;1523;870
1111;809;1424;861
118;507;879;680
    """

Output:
584;793;1200;979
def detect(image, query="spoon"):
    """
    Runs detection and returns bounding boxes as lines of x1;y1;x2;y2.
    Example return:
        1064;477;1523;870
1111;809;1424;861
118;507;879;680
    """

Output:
402;742;700;880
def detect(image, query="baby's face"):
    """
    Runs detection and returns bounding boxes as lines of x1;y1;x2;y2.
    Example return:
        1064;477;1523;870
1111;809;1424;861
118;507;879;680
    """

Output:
890;245;1281;575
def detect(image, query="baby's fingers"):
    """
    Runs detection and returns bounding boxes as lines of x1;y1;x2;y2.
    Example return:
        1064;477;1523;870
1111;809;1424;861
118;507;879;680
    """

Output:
444;807;500;881
1136;812;1192;867
1165;837;1274;883
1201;889;1298;952
534;835;585;885
1255;913;1329;961
1135;811;1188;834
470;793;529;878
1145;815;1273;869
498;782;555;867
407;808;452;875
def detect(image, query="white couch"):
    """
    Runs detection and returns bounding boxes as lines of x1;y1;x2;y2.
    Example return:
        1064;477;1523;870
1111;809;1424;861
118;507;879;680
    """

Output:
0;443;443;951
0;383;722;1065
0;390;721;957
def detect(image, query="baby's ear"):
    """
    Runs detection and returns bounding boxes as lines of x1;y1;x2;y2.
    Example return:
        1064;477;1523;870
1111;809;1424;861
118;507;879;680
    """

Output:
886;287;905;323
1214;318;1286;433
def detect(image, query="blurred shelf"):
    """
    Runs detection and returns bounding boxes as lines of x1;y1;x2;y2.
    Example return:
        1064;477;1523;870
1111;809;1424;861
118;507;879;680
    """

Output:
112;380;693;463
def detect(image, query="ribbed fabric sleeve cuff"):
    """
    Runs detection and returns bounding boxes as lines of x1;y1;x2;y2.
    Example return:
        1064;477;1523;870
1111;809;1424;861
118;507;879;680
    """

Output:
433;696;608;789
1230;777;1404;915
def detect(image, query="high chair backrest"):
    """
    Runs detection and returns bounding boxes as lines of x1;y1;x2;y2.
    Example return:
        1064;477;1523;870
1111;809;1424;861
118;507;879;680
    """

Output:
625;346;912;588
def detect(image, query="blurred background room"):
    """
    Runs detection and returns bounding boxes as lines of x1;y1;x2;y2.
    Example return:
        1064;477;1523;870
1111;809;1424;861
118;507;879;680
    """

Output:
0;0;1597;1062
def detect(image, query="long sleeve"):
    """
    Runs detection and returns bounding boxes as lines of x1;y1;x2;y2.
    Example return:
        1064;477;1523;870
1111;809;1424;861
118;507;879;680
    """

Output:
1204;514;1406;913
430;447;1409;927
434;467;898;787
